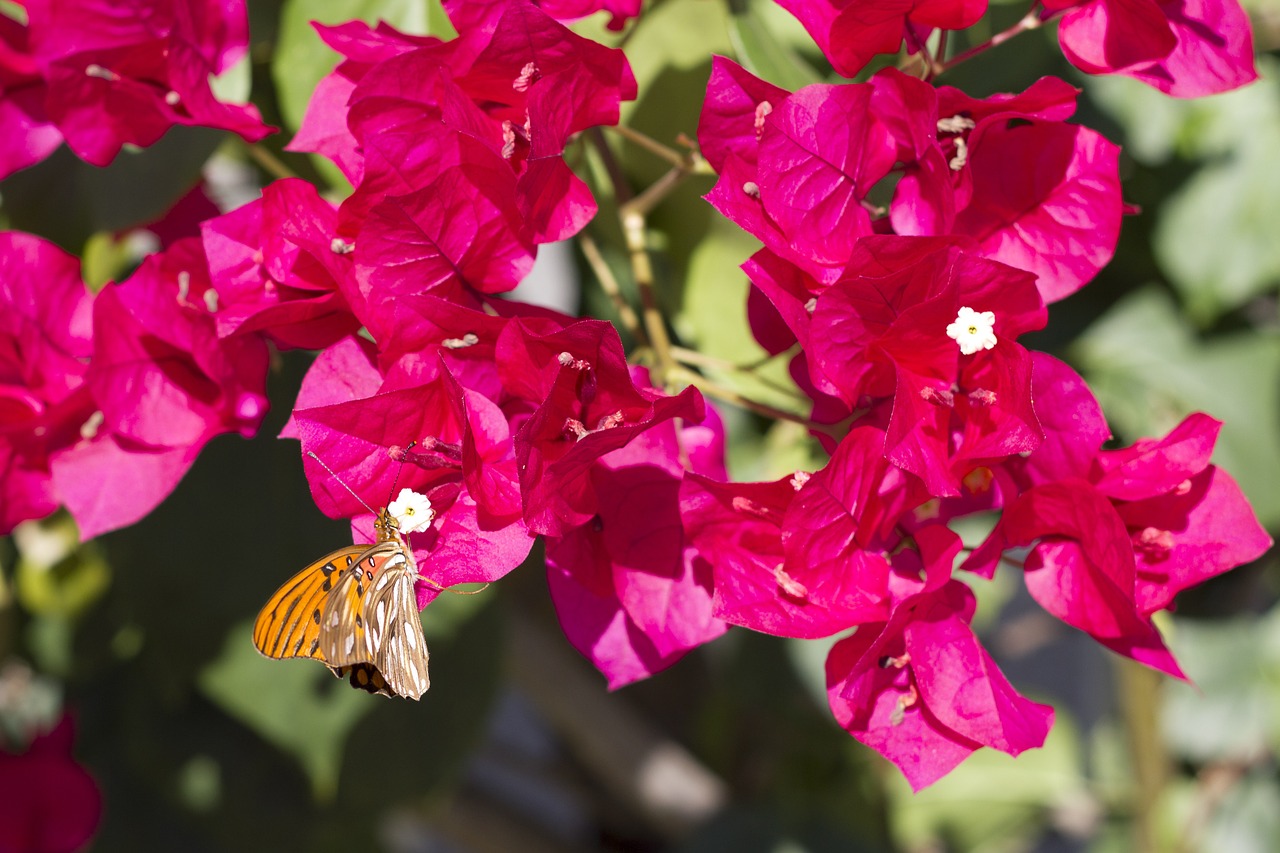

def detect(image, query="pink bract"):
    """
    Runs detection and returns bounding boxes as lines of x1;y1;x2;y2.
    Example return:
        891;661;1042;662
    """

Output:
506;320;705;536
0;16;60;179
0;231;93;533
0;715;102;853
1055;0;1257;97
546;397;728;688
827;530;1053;789
774;0;988;78
202;178;360;350
23;0;273;166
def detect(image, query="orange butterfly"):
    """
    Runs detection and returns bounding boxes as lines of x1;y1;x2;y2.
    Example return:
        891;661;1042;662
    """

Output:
253;455;433;700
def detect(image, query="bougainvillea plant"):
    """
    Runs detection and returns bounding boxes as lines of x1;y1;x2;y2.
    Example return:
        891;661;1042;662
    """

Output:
0;0;1270;798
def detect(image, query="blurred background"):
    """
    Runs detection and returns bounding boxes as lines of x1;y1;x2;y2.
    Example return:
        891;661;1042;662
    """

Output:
1;1;1278;851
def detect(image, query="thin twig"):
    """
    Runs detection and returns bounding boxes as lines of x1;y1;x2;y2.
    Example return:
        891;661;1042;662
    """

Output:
621;207;677;384
942;9;1046;71
670;366;842;439
587;128;634;205
1116;659;1168;853
623;166;691;221
578;231;648;347
669;346;809;403
245;143;298;181
606;124;713;175
606;124;688;168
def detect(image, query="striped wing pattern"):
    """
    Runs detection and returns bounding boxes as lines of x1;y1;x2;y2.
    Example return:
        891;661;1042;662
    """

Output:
252;546;366;662
253;537;431;700
365;556;431;699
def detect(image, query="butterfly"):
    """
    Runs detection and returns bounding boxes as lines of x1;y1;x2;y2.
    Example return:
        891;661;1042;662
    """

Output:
253;502;432;700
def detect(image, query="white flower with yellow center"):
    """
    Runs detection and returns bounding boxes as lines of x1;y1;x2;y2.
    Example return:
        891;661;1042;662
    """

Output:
388;488;435;534
946;306;997;355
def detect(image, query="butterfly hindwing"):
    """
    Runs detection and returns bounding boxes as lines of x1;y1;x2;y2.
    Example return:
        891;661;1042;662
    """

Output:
253;545;367;662
364;558;431;700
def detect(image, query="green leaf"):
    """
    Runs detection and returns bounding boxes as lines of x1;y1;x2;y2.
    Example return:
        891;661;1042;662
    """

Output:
208;51;252;105
785;633;842;711
1161;610;1280;764
199;622;374;800
1;128;222;245
1085;75;1198;165
886;713;1089;852
620;0;733;115
1198;773;1280;853
1071;286;1280;527
727;0;823;91
1091;61;1280;322
273;0;437;135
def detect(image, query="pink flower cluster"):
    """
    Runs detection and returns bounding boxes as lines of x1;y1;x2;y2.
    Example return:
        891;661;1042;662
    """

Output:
0;231;268;539
687;51;1268;785
0;0;273;178
224;1;713;688
0;0;1269;792
776;0;1257;97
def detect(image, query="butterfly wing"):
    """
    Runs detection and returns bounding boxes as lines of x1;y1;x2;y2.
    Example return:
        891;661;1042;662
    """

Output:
336;663;395;697
319;541;401;669
363;559;431;700
253;545;367;661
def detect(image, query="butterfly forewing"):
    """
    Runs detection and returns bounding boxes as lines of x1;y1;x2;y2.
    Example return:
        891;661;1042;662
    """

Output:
318;542;400;668
253;546;366;662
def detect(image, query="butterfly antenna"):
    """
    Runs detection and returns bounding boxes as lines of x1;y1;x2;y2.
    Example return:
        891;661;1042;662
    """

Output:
305;451;377;516
422;577;491;596
386;440;417;505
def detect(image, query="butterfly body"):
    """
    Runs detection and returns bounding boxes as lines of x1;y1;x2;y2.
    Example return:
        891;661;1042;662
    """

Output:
253;508;431;700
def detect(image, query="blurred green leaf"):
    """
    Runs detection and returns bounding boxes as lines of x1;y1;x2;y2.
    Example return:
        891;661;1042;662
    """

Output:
274;0;434;134
273;0;443;190
727;0;823;91
680;215;808;424
1086;75;1201;165
1198;773;1280;853
1;128;222;247
1161;611;1280;763
1071;286;1280;527
14;516;110;620
1091;62;1280;322
209;51;252;105
886;713;1090;852
199;621;374;799
785;633;841;711
621;0;732;121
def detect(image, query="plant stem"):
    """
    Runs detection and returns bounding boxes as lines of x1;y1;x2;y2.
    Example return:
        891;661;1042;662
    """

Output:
578;231;649;347
669;345;809;403
669;366;841;438
942;8;1047;72
621;205;677;384
607;123;709;171
245;143;298;181
1116;657;1169;853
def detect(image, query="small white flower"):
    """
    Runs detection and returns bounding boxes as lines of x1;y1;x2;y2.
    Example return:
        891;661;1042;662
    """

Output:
388;488;434;534
946;306;997;355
